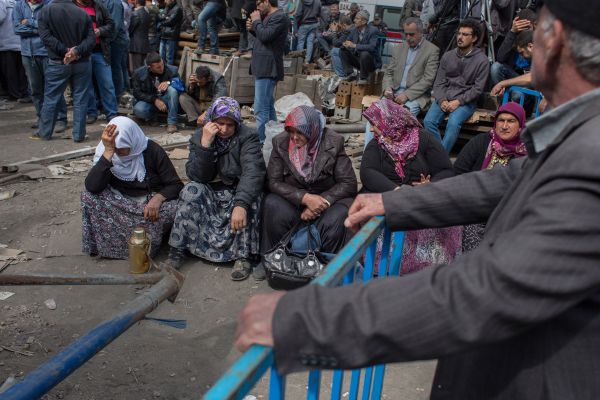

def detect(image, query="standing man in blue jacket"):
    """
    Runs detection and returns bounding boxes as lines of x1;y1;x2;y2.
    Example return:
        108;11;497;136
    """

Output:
339;9;381;85
13;0;68;134
247;0;289;142
37;0;95;141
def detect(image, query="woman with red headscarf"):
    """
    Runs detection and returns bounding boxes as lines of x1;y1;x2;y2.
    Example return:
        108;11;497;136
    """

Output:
259;105;357;273
455;102;528;251
361;98;460;275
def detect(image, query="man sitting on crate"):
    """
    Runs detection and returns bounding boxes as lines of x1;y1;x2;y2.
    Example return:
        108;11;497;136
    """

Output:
132;52;181;133
422;18;489;153
382;17;440;117
179;66;228;126
339;9;381;85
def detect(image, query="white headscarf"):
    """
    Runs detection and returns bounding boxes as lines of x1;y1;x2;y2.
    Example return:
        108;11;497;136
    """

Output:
93;117;149;182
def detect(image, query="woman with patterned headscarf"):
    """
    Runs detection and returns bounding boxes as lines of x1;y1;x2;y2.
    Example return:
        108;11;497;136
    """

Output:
361;99;460;275
82;116;183;259
167;97;266;281
259;105;357;276
455;102;528;252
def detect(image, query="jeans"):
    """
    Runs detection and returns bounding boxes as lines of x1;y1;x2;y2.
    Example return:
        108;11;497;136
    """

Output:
254;78;277;142
160;39;177;66
423;100;476;153
490;62;519;87
111;40;130;97
317;33;331;53
40;59;91;141
330;47;346;77
133;86;180;125
21;55;67;122
196;2;224;54
296;22;319;64
87;52;119;120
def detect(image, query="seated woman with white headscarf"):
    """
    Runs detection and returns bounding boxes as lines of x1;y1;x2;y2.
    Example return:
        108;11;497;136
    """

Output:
82;116;184;259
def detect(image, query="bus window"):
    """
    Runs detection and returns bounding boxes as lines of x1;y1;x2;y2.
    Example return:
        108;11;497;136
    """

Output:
381;7;403;32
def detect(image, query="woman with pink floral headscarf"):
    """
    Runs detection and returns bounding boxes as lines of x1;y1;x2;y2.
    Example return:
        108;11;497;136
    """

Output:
361;99;461;275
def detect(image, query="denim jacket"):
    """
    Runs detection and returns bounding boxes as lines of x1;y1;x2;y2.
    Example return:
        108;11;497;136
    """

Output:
12;0;47;56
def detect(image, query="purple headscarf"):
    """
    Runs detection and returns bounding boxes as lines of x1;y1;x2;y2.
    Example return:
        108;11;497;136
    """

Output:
205;97;242;154
481;102;528;170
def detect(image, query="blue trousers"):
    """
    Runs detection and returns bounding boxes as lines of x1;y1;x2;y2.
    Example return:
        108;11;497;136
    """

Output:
87;52;118;120
253;78;277;143
111;40;130;97
296;22;319;64
196;1;224;54
133;86;180;125
21;55;67;122
423;100;476;153
39;59;91;141
160;39;177;66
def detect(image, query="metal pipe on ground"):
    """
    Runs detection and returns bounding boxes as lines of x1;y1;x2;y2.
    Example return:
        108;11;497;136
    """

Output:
0;270;184;400
0;272;165;286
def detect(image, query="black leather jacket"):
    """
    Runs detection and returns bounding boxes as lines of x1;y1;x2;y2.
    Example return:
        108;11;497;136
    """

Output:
186;124;266;209
158;2;182;40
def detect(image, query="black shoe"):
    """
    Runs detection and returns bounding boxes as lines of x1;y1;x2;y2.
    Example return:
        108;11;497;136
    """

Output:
167;247;186;270
86;115;97;124
31;121;39;129
54;120;67;133
17;97;32;103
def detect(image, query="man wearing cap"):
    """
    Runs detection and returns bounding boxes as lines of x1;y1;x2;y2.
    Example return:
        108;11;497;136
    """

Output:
235;0;600;398
339;9;381;84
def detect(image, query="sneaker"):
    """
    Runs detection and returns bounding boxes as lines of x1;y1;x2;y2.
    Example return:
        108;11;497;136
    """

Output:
30;132;42;140
54;120;67;133
17;97;32;103
231;259;251;281
167;247;186;270
193;48;206;55
252;262;266;281
166;124;178;134
31;121;39;129
86;115;98;124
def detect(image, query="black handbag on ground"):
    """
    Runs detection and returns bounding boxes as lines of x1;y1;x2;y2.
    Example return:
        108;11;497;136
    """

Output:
263;222;330;290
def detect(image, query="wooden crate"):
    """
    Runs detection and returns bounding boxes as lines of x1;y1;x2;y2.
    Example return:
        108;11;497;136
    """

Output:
283;57;303;75
338;81;352;95
275;76;297;100
335;93;351;107
229;57;254;104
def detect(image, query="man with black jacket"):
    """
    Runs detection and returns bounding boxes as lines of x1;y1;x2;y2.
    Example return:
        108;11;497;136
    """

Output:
132;52;180;133
37;0;95;141
74;0;118;124
339;9;381;84
158;0;181;65
247;0;290;142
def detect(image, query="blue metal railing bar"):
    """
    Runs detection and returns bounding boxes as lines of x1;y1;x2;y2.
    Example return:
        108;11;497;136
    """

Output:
204;217;397;400
501;86;544;117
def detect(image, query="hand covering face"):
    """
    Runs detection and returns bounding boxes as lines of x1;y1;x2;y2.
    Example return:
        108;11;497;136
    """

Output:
285;105;326;181
93;116;149;182
206;96;242;155
363;98;421;179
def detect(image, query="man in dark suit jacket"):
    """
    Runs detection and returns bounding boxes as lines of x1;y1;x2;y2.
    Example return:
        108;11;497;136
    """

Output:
339;9;381;84
235;2;600;399
247;0;290;142
129;0;151;72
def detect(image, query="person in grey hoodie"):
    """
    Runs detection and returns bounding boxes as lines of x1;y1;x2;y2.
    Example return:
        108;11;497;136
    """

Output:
294;0;320;64
0;0;29;101
423;18;489;153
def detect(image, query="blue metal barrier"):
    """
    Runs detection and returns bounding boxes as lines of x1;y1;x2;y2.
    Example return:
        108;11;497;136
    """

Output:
205;217;405;400
502;86;544;117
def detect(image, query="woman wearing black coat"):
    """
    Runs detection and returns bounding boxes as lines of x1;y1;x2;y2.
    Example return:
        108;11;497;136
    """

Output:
167;97;266;281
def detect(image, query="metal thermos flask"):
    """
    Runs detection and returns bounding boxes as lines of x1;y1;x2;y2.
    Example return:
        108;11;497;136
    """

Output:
128;227;150;274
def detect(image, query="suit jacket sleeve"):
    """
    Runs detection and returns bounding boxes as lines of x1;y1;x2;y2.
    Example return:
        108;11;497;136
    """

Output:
355;28;378;53
404;44;440;102
252;13;288;44
382;158;522;231
273;153;600;374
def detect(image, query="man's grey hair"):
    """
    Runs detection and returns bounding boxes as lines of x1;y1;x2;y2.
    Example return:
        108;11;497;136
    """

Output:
542;10;600;85
403;17;424;32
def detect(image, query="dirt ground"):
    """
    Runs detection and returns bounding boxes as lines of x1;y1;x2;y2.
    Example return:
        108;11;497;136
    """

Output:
0;101;435;399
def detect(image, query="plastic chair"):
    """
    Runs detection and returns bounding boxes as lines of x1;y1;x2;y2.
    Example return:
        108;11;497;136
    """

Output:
501;86;544;117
